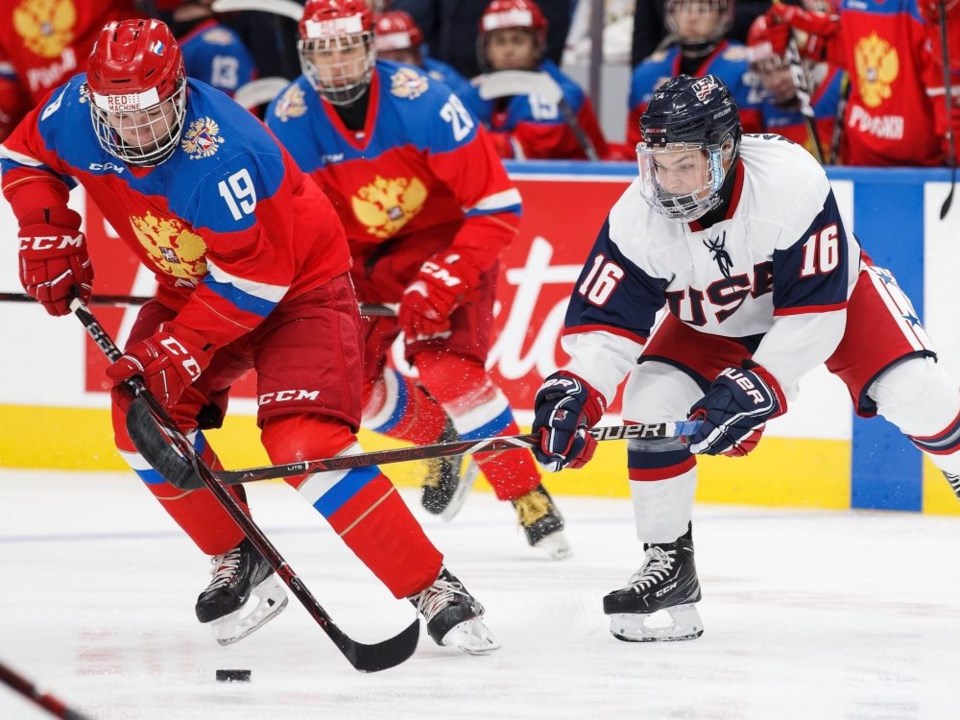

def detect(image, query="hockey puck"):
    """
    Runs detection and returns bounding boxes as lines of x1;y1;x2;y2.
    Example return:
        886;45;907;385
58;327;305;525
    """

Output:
216;669;251;683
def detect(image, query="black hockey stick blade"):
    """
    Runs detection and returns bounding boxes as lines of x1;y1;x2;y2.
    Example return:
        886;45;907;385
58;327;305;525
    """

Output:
73;300;419;673
128;400;699;491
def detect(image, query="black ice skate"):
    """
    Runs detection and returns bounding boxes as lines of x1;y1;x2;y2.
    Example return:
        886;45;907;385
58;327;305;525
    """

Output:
421;419;478;520
511;484;571;560
409;567;499;655
603;523;703;642
944;471;960;500
195;537;288;646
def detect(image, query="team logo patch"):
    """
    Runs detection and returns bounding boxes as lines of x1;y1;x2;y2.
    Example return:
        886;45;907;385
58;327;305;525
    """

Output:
691;76;720;102
181;116;225;159
854;32;899;109
13;0;76;59
390;66;429;100
352;175;428;238
129;211;207;282
272;84;307;122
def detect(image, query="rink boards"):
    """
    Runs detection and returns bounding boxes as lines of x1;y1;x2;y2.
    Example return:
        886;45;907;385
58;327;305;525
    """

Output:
0;161;958;515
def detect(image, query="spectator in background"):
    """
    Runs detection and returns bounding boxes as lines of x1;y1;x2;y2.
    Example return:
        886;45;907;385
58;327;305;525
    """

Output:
473;0;611;160
374;9;484;115
393;0;572;79
771;0;958;166
626;0;762;147
0;0;137;142
631;0;776;68
746;9;847;163
154;1;258;99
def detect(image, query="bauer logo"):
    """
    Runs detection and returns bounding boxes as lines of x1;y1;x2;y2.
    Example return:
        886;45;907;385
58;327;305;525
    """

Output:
259;389;321;405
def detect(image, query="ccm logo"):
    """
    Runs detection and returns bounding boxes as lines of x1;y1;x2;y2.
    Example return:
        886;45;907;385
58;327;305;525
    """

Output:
259;389;321;405
19;234;84;251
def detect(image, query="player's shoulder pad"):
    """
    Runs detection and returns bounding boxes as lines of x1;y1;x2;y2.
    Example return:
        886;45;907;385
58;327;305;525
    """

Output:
266;76;315;128
199;26;238;46
739;134;831;219
379;60;448;107
720;41;750;62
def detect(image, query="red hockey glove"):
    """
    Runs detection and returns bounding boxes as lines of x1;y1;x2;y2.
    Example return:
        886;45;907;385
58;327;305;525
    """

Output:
18;207;93;316
532;371;606;471
767;3;840;38
687;362;786;457
399;253;483;342
106;323;214;411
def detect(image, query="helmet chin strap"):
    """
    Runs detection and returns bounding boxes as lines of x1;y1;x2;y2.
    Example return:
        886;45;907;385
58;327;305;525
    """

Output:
695;158;741;228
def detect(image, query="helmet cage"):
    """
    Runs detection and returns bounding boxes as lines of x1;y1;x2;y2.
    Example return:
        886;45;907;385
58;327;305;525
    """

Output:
298;19;375;105
89;78;187;167
636;141;731;222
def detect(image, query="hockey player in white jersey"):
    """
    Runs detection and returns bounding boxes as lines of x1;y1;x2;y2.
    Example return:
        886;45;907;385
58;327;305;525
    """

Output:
531;74;960;643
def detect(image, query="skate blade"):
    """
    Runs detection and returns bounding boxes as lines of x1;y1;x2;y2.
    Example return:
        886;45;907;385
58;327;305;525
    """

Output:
608;604;703;643
212;575;289;646
533;529;572;561
440;617;501;655
440;460;479;522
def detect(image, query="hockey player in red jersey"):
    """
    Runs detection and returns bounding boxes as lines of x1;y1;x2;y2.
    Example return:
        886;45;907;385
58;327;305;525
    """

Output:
532;75;960;642
0;0;137;142
472;0;610;160
0;18;499;654
266;0;571;560
746;10;847;162
770;0;956;166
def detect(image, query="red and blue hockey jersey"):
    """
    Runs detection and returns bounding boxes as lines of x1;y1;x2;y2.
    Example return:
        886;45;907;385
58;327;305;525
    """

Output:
0;76;351;351
265;60;522;298
179;19;257;99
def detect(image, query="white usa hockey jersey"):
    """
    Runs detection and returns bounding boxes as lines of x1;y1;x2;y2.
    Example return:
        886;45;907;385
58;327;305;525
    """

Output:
561;134;862;403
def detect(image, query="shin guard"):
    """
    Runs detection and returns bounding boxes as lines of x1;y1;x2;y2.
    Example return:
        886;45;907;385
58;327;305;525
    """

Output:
262;414;443;598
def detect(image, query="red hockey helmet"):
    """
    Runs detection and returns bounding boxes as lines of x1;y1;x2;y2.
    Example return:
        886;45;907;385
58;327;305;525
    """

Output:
479;0;548;39
298;0;376;105
86;19;187;167
374;11;424;52
478;0;548;70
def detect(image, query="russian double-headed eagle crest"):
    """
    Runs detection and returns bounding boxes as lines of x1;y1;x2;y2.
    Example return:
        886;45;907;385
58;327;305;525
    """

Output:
352;175;428;238
13;0;76;59
854;32;899;109
272;83;307;123
181;116;225;159
390;67;429;100
129;212;207;282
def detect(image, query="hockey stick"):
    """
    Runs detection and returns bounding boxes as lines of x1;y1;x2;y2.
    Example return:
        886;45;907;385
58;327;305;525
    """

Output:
126;397;700;491
71;299;419;673
775;1;825;164
938;0;956;219
0;292;399;316
0;659;92;720
472;71;600;161
210;0;302;22
233;77;290;110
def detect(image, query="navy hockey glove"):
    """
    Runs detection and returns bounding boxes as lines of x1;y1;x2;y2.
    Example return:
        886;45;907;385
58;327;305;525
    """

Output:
687;362;786;457
532;371;606;471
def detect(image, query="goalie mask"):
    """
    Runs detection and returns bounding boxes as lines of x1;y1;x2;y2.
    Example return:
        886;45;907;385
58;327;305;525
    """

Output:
298;0;376;106
86;19;187;167
637;74;742;223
